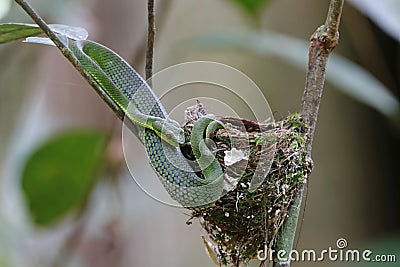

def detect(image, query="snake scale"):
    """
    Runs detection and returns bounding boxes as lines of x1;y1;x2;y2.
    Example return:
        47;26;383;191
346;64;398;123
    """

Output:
70;40;224;207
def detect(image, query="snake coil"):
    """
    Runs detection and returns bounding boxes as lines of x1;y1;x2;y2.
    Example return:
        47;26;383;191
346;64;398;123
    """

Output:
70;40;225;207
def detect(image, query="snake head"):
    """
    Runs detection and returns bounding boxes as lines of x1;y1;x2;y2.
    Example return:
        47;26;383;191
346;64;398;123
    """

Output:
152;117;185;147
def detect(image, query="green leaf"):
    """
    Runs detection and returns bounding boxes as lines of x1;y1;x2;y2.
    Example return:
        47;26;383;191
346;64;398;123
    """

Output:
0;23;43;44
0;23;88;44
21;130;108;226
191;30;400;119
228;0;271;17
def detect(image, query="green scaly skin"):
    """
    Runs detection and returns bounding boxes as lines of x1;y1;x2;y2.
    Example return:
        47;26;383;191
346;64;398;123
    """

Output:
191;115;224;183
70;40;225;207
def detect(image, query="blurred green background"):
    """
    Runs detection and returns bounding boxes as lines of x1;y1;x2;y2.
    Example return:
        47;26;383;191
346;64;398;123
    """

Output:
0;0;399;266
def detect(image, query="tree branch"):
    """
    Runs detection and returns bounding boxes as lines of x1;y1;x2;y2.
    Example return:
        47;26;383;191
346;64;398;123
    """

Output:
273;1;345;266
130;0;171;74
146;0;155;80
301;0;345;154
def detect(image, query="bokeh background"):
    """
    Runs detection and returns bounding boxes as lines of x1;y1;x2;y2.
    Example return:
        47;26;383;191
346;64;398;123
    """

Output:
0;0;399;266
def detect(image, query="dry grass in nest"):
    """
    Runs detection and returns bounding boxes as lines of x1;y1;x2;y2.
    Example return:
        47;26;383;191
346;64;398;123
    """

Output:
185;113;312;266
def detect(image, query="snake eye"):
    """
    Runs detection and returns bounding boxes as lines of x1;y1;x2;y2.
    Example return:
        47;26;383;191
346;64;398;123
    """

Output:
166;133;171;139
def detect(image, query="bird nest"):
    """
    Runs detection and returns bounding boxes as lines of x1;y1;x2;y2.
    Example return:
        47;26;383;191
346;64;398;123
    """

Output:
184;105;312;266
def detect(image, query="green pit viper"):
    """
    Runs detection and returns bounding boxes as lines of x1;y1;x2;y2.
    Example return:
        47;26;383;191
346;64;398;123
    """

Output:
70;40;225;207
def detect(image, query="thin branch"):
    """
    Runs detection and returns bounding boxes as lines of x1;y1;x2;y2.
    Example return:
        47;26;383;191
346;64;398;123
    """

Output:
273;1;345;266
146;0;155;80
130;0;172;72
273;191;302;266
13;0;125;122
325;0;345;41
301;0;345;154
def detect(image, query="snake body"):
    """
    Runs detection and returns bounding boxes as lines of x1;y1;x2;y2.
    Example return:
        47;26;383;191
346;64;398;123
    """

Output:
191;116;224;182
70;40;224;207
